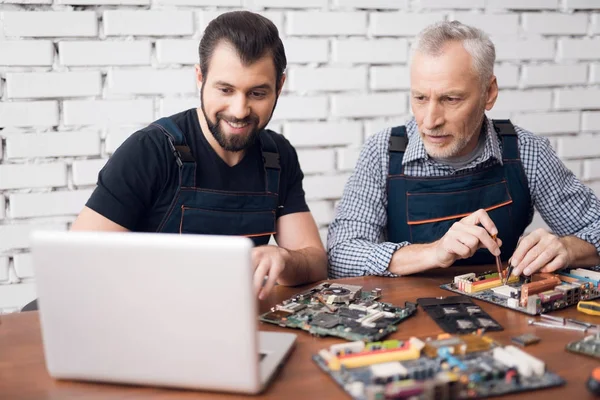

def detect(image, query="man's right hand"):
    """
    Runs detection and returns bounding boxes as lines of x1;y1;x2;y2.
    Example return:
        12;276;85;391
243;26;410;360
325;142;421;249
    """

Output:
432;208;501;268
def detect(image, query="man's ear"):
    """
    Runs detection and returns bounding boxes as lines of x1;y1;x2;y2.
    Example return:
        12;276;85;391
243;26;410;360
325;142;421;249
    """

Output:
277;73;286;97
485;75;498;111
195;64;204;91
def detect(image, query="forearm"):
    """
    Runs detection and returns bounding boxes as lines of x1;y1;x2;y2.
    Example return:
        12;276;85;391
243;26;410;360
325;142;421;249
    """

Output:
561;236;600;267
277;246;328;286
388;242;440;275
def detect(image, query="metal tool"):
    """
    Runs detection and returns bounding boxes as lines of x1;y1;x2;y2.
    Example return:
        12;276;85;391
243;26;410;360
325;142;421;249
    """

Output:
528;319;588;332
578;300;600;316
529;314;600;333
491;234;503;282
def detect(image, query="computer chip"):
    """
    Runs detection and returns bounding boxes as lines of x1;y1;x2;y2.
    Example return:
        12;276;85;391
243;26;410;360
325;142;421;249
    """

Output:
512;333;541;347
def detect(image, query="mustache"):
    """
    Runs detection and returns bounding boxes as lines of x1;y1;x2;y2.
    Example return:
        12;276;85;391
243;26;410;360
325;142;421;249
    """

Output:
218;113;259;125
421;129;452;137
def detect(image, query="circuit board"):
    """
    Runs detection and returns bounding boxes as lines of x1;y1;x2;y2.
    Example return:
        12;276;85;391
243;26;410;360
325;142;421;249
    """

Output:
313;333;564;399
259;283;418;342
566;333;600;359
440;268;600;316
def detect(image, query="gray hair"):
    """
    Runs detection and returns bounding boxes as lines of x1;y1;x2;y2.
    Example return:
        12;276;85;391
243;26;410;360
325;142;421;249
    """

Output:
412;20;496;89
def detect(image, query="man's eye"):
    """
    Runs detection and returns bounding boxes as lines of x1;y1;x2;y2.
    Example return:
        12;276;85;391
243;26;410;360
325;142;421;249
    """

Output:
446;97;460;103
413;96;426;101
219;88;232;94
251;91;267;98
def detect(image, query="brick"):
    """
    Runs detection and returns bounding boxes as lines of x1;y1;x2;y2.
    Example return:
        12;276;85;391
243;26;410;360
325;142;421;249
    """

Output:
63;100;154;126
159;98;199;118
13;254;34;279
584;159;600;180
158;0;239;4
107;69;195;95
522;13;588;35
333;0;407;8
103;11;194;36
337;147;361;171
2;0;51;4
370;12;444;36
493;90;552;112
415;0;485;8
297;149;335;174
9;190;94;219
72;159;108;186
0;283;37;309
288;67;366;92
494;39;555;61
0;11;97;37
303;175;350;200
59;41;151;66
522;65;588;88
272;96;328;121
284;121;362;147
0;258;8;283
556;89;600;110
565;0;600;9
558;38;600;60
512;112;580;135
487;0;558;9
6;72;101;99
198;11;284;35
582;111;600;131
0;41;53;66
6;132;101;159
249;0;325;7
364;118;410;137
590;181;600;198
591;64;600;83
306;201;334;226
370;66;410;90
452;13;519;35
0;223;67;252
0;163;68;190
156;40;198;65
594;14;600;34
287;12;366;36
494;64;519;88
333;39;408;63
106;129;135;154
284;39;329;64
56;0;148;4
332;93;407;118
563;160;582;178
0;197;5;220
0;101;58;128
559;135;600;159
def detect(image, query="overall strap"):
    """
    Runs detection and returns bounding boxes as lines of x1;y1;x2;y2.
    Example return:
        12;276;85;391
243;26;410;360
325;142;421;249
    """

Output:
152;117;196;186
258;130;281;195
388;125;408;175
492;119;519;161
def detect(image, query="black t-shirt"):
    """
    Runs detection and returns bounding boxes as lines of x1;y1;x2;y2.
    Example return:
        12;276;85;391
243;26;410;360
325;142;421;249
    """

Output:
86;108;309;231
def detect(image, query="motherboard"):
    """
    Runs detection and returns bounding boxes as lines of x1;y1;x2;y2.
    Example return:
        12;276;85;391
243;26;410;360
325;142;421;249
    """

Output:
313;332;564;399
259;283;418;342
440;268;600;315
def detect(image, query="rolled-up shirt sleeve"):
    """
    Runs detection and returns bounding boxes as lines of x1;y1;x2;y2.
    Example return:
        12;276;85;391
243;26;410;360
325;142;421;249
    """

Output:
526;135;600;255
327;130;410;278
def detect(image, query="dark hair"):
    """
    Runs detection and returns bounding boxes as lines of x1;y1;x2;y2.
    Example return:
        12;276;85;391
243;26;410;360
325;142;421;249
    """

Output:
199;11;287;92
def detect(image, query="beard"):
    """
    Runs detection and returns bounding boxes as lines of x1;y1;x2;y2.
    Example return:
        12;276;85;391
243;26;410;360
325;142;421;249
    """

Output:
200;83;277;153
420;128;472;159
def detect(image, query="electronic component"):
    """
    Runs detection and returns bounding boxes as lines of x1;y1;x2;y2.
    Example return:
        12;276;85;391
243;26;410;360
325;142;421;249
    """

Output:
587;367;600;396
566;333;600;359
578;300;600;316
416;296;503;334
511;333;541;347
441;267;600;315
259;282;418;342
314;332;564;400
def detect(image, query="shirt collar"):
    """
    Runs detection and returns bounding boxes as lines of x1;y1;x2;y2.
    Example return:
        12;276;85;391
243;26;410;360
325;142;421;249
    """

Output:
402;116;504;167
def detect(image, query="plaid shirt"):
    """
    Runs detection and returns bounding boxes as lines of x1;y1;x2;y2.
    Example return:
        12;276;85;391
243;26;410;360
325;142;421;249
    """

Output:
327;116;600;278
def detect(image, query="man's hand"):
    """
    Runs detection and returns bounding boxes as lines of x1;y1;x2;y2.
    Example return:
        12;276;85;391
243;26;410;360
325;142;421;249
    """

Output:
432;209;502;268
252;245;290;300
509;228;570;276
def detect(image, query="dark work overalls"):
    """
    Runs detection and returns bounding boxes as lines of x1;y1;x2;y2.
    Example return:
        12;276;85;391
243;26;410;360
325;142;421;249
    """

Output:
151;117;281;246
387;119;532;265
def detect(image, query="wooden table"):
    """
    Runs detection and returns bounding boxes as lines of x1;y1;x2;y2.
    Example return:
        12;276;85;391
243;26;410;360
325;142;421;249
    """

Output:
2;266;599;399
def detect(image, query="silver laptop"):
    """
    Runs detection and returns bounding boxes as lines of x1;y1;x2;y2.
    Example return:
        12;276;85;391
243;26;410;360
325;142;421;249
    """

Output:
31;230;296;394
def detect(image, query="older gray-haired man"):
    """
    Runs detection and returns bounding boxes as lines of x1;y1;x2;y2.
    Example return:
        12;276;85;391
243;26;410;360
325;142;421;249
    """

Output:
327;20;600;279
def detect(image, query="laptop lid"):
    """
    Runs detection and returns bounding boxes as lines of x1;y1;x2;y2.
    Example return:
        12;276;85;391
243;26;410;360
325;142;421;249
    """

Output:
31;231;262;393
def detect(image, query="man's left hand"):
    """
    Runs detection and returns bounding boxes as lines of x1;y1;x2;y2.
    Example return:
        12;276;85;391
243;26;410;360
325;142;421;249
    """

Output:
509;228;571;276
252;245;290;300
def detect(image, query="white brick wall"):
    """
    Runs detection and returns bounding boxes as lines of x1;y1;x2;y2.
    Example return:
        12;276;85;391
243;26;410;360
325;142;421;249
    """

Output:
2;3;600;310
